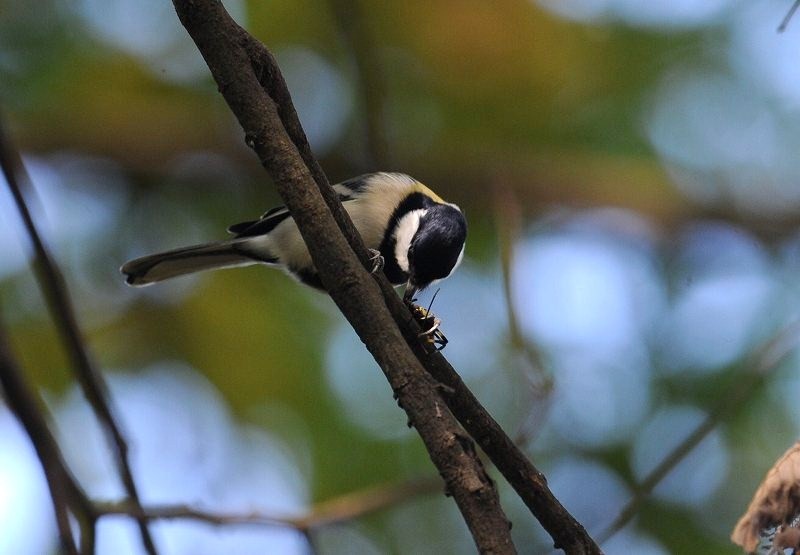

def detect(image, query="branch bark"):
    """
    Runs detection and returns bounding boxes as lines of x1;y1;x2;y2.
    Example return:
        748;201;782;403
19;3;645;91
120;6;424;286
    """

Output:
168;2;604;553
170;2;516;553
0;117;158;555
0;317;93;555
388;294;599;553
230;17;600;555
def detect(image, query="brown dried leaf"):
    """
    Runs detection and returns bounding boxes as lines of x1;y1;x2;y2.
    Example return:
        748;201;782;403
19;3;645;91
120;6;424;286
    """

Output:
732;442;800;553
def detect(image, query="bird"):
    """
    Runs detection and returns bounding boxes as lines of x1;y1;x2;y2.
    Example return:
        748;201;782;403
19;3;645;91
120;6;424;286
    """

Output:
121;172;467;301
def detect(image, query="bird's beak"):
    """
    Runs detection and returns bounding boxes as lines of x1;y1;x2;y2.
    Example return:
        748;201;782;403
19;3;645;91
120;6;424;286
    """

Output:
403;282;418;303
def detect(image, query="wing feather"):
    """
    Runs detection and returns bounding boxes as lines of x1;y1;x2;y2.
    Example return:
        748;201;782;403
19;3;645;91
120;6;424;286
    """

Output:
228;189;357;238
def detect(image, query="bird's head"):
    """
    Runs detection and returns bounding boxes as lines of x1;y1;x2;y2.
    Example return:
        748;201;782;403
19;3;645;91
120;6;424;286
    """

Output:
402;204;466;302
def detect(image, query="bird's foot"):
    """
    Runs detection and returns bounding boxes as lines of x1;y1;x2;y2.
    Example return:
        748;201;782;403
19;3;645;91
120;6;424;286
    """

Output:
409;303;449;351
368;249;384;274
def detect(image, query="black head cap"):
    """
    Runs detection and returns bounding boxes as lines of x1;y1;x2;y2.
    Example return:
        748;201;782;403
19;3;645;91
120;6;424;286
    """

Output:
408;204;467;290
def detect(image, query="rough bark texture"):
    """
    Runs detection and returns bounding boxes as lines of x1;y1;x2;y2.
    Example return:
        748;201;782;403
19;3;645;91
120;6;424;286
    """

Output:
170;1;516;553
392;309;601;554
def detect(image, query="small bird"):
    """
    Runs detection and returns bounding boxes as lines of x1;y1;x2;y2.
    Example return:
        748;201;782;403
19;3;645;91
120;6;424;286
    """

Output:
121;172;467;301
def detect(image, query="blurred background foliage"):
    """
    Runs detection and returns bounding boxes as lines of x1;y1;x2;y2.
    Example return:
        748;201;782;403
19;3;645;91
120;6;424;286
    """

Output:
2;0;800;553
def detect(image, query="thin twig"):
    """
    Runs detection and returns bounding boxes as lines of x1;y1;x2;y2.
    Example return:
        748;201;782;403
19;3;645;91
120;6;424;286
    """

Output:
0;116;158;555
303;530;318;555
95;476;441;532
96;502;302;528
78;518;97;555
328;0;390;168
0;302;440;551
0;315;93;555
779;0;800;32
492;179;553;445
598;320;800;544
294;476;440;529
1;314;441;550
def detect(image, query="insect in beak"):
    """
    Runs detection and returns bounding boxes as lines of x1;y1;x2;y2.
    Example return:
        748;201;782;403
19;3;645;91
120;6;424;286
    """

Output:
409;303;448;352
407;289;448;351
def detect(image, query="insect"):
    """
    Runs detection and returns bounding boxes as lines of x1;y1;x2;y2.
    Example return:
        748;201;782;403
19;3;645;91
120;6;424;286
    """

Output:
406;290;448;351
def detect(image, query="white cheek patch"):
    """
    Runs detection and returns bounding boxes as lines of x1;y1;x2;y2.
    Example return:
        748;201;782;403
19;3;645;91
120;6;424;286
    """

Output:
393;209;426;273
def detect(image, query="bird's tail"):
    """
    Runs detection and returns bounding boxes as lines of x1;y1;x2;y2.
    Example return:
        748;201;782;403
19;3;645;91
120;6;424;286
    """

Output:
121;239;265;287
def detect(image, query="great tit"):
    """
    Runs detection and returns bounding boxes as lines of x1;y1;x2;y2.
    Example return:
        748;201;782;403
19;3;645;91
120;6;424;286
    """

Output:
121;172;467;300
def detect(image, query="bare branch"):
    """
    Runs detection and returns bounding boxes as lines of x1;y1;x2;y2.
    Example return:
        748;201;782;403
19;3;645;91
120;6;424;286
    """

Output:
493;179;553;444
171;4;600;553
0;316;89;555
294;476;440;529
779;0;800;32
95;476;441;533
170;2;516;552
328;0;390;168
0;116;158;555
400;325;600;554
599;320;800;544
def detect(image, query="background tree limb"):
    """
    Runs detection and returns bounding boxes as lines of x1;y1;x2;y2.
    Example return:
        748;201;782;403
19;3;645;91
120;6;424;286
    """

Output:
0;319;82;555
0;116;157;555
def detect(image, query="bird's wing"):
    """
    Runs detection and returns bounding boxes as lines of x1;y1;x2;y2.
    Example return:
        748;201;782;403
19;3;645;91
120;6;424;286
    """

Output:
333;174;372;198
228;187;360;238
227;204;289;237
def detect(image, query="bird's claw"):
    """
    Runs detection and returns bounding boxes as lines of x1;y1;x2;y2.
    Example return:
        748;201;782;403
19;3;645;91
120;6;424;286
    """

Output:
418;317;441;337
368;248;384;274
409;303;449;351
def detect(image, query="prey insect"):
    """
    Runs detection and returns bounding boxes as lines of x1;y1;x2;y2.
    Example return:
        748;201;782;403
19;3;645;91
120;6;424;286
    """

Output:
405;289;448;351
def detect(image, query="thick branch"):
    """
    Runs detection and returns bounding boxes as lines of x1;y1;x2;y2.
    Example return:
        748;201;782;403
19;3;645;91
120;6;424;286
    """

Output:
217;13;600;555
239;34;374;266
0;117;158;555
170;2;515;553
390;293;600;554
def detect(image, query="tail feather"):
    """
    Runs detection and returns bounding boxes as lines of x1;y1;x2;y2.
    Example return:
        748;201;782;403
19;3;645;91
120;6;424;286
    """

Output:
121;240;261;287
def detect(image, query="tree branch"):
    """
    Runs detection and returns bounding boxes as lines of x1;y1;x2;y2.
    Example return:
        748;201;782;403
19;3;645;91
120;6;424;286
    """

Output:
493;179;553;444
395;307;600;553
0;116;158;555
779;0;800;32
0;332;438;553
214;8;601;554
95;476;441;532
168;3;604;553
328;0;390;168
0;316;93;555
170;2;516;553
598;320;800;545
